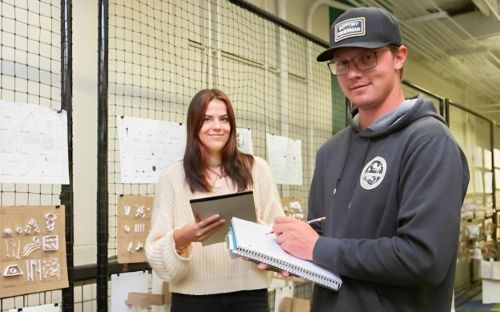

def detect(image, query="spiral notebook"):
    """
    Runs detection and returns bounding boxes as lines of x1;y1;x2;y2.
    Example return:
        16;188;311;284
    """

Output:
227;217;342;291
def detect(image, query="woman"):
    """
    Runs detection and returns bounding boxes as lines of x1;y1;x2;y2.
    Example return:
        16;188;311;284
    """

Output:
145;88;283;311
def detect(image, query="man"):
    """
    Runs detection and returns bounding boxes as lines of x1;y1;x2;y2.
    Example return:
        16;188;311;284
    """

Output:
270;7;469;312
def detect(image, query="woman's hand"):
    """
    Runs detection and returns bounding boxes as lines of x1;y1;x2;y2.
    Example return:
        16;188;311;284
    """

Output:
173;214;225;249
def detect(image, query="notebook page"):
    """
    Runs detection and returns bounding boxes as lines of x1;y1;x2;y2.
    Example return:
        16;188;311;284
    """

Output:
231;217;340;282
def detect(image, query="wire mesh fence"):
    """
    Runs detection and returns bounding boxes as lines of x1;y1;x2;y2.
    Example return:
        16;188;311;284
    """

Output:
0;0;70;311
106;0;333;259
96;0;334;309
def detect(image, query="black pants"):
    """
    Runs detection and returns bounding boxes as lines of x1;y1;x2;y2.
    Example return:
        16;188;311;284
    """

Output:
171;289;269;312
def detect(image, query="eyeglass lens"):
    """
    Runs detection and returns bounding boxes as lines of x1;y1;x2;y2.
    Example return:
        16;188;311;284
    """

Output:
328;51;379;76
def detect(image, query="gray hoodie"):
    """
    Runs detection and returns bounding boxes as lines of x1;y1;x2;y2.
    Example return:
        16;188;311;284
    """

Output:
308;95;469;312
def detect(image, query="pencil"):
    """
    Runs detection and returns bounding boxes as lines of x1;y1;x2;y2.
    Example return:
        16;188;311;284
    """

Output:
266;216;326;235
307;216;326;224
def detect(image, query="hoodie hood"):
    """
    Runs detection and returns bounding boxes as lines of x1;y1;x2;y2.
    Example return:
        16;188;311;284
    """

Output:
350;95;445;138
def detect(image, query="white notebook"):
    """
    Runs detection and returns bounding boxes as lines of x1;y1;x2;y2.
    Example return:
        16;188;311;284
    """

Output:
227;217;342;291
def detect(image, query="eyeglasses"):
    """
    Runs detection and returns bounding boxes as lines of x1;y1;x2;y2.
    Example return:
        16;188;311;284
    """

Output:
327;48;387;76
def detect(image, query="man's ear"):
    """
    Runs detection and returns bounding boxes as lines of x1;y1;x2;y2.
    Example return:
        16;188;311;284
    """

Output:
394;45;408;70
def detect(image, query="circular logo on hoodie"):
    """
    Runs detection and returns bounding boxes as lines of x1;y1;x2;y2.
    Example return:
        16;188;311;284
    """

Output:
360;156;387;190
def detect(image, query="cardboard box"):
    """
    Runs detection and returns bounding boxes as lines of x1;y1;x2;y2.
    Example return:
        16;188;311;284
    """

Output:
279;297;310;312
124;282;171;309
125;293;164;308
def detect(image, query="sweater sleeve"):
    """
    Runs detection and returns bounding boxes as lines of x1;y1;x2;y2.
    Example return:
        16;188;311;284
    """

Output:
252;156;285;224
145;167;192;282
313;131;469;286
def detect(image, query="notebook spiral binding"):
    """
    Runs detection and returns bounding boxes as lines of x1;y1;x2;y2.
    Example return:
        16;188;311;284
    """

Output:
234;245;341;291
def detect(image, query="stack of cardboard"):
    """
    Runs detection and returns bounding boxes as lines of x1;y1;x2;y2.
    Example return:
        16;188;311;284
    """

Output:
279;297;310;312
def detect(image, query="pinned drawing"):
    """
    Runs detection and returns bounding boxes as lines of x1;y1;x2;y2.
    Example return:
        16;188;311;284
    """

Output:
266;133;303;185
236;128;254;155
117;116;186;183
0;101;69;184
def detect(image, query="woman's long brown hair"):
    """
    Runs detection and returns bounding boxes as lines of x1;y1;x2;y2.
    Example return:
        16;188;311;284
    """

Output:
183;88;254;192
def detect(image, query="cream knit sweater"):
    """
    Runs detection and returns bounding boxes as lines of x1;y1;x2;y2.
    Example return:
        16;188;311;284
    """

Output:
145;156;284;295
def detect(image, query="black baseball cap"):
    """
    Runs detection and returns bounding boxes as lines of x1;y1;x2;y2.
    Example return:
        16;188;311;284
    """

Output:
317;7;402;62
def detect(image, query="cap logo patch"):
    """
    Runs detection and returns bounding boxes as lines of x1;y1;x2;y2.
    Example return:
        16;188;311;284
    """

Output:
335;17;365;42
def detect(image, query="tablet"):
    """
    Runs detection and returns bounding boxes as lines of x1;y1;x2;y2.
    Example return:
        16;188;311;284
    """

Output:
190;190;256;246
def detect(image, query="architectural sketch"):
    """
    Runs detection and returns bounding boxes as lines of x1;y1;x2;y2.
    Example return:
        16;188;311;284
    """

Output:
0;101;69;184
117;116;186;184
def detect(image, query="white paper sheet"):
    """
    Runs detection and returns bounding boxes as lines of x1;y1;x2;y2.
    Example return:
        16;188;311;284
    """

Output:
151;270;170;312
0;101;69;184
236;128;253;155
473;146;483;167
117;116;186;184
266;133;303;185
111;271;149;312
9;303;61;312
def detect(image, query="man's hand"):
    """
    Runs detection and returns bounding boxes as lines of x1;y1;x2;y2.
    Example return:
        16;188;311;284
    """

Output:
272;216;319;261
